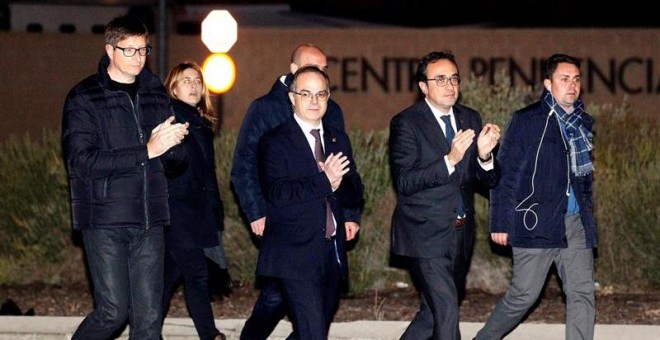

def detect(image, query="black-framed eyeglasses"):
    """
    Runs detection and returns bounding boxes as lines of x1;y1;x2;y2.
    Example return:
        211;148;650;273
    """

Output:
113;45;152;57
427;75;461;87
291;90;330;102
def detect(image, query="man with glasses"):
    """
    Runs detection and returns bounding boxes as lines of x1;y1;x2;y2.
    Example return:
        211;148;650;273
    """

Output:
62;15;188;339
232;43;361;339
388;51;501;339
249;66;363;339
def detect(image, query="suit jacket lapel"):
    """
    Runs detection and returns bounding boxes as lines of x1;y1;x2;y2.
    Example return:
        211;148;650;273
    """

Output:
453;105;467;132
286;121;319;174
322;128;339;156
417;102;449;154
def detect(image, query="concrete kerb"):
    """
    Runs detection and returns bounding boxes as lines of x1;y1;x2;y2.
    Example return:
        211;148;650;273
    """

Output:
0;316;658;340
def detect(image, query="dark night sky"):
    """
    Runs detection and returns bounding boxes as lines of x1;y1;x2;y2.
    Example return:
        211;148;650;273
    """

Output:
3;0;656;28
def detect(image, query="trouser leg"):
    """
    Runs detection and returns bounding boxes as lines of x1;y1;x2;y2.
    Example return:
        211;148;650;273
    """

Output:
240;278;288;340
73;228;131;340
475;247;555;339
401;255;460;340
280;274;325;340
321;240;342;337
127;226;164;340
176;247;221;340
453;224;474;305
557;214;595;340
162;248;182;320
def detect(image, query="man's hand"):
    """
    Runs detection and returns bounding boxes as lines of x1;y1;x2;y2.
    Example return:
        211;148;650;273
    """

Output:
477;123;501;160
490;232;508;246
447;129;475;166
147;116;190;159
321;152;350;190
250;216;266;237
345;222;360;241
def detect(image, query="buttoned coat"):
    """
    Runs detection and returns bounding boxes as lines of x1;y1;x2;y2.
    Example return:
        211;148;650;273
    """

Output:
256;119;364;280
389;100;500;259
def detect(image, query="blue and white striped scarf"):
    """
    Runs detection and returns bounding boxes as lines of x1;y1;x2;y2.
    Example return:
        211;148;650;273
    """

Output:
544;92;595;177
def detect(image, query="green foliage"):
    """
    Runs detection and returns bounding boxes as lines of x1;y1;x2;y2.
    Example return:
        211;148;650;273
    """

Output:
1;79;658;294
588;104;660;289
0;132;72;284
460;71;537;132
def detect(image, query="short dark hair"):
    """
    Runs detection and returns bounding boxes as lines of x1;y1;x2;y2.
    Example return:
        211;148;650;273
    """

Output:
544;54;581;80
104;15;149;46
415;51;458;83
290;66;330;92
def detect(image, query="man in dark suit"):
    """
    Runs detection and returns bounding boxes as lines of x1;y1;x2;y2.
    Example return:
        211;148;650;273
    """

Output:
249;66;364;340
388;51;501;339
233;43;360;340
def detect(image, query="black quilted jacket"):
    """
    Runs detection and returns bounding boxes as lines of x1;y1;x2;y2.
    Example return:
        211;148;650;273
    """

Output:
62;55;185;230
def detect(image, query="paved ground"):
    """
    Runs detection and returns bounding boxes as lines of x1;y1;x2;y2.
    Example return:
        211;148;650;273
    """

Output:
0;316;658;339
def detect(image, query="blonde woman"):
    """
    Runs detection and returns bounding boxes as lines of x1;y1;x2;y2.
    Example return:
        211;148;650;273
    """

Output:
162;61;227;340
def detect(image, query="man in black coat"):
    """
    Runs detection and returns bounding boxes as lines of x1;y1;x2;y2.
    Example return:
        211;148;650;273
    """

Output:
61;15;188;340
389;51;501;339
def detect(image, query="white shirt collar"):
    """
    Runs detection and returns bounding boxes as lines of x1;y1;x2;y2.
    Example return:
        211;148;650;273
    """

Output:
424;98;455;129
294;114;324;150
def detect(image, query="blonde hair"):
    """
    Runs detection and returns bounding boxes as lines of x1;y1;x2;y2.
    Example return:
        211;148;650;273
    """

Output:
164;61;216;129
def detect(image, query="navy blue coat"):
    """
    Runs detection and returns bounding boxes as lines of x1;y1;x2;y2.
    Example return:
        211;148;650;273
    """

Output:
490;91;597;248
256;119;364;280
62;55;186;230
164;99;223;249
230;74;347;223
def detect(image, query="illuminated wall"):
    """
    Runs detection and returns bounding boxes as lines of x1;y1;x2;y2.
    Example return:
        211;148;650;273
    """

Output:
0;27;658;139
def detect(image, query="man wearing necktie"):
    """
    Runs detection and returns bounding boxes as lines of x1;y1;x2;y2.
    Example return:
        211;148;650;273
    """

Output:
389;51;501;339
251;66;364;339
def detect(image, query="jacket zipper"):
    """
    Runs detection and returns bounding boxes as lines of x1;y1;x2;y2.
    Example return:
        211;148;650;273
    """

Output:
126;92;151;231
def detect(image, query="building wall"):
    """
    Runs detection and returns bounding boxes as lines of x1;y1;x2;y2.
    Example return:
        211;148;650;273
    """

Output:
0;27;658;139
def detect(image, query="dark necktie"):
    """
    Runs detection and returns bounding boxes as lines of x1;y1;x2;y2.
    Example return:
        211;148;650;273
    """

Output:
440;115;454;146
440;115;465;218
310;129;335;239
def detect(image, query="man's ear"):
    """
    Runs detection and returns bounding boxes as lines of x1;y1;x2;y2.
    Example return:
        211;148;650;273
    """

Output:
290;62;299;75
104;44;114;60
543;79;552;92
288;91;296;106
418;81;429;96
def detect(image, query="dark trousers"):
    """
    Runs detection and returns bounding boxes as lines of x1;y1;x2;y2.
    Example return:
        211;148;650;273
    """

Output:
240;278;289;340
73;226;164;340
163;247;220;340
402;255;460;340
453;223;475;305
241;241;342;340
281;241;342;340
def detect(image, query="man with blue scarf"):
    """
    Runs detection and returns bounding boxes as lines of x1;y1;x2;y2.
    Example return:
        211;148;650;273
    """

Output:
475;54;597;340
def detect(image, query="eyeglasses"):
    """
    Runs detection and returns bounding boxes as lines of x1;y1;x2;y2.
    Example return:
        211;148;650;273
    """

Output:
427;75;461;87
291;90;330;102
113;45;152;57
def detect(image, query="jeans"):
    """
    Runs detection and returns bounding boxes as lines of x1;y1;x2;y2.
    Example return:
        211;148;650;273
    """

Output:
72;226;164;340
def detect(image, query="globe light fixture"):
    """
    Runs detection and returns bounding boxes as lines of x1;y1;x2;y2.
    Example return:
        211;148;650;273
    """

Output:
201;10;237;53
202;53;236;94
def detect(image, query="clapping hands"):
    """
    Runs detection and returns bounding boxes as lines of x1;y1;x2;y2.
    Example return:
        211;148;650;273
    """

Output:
320;152;350;190
147;116;190;159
